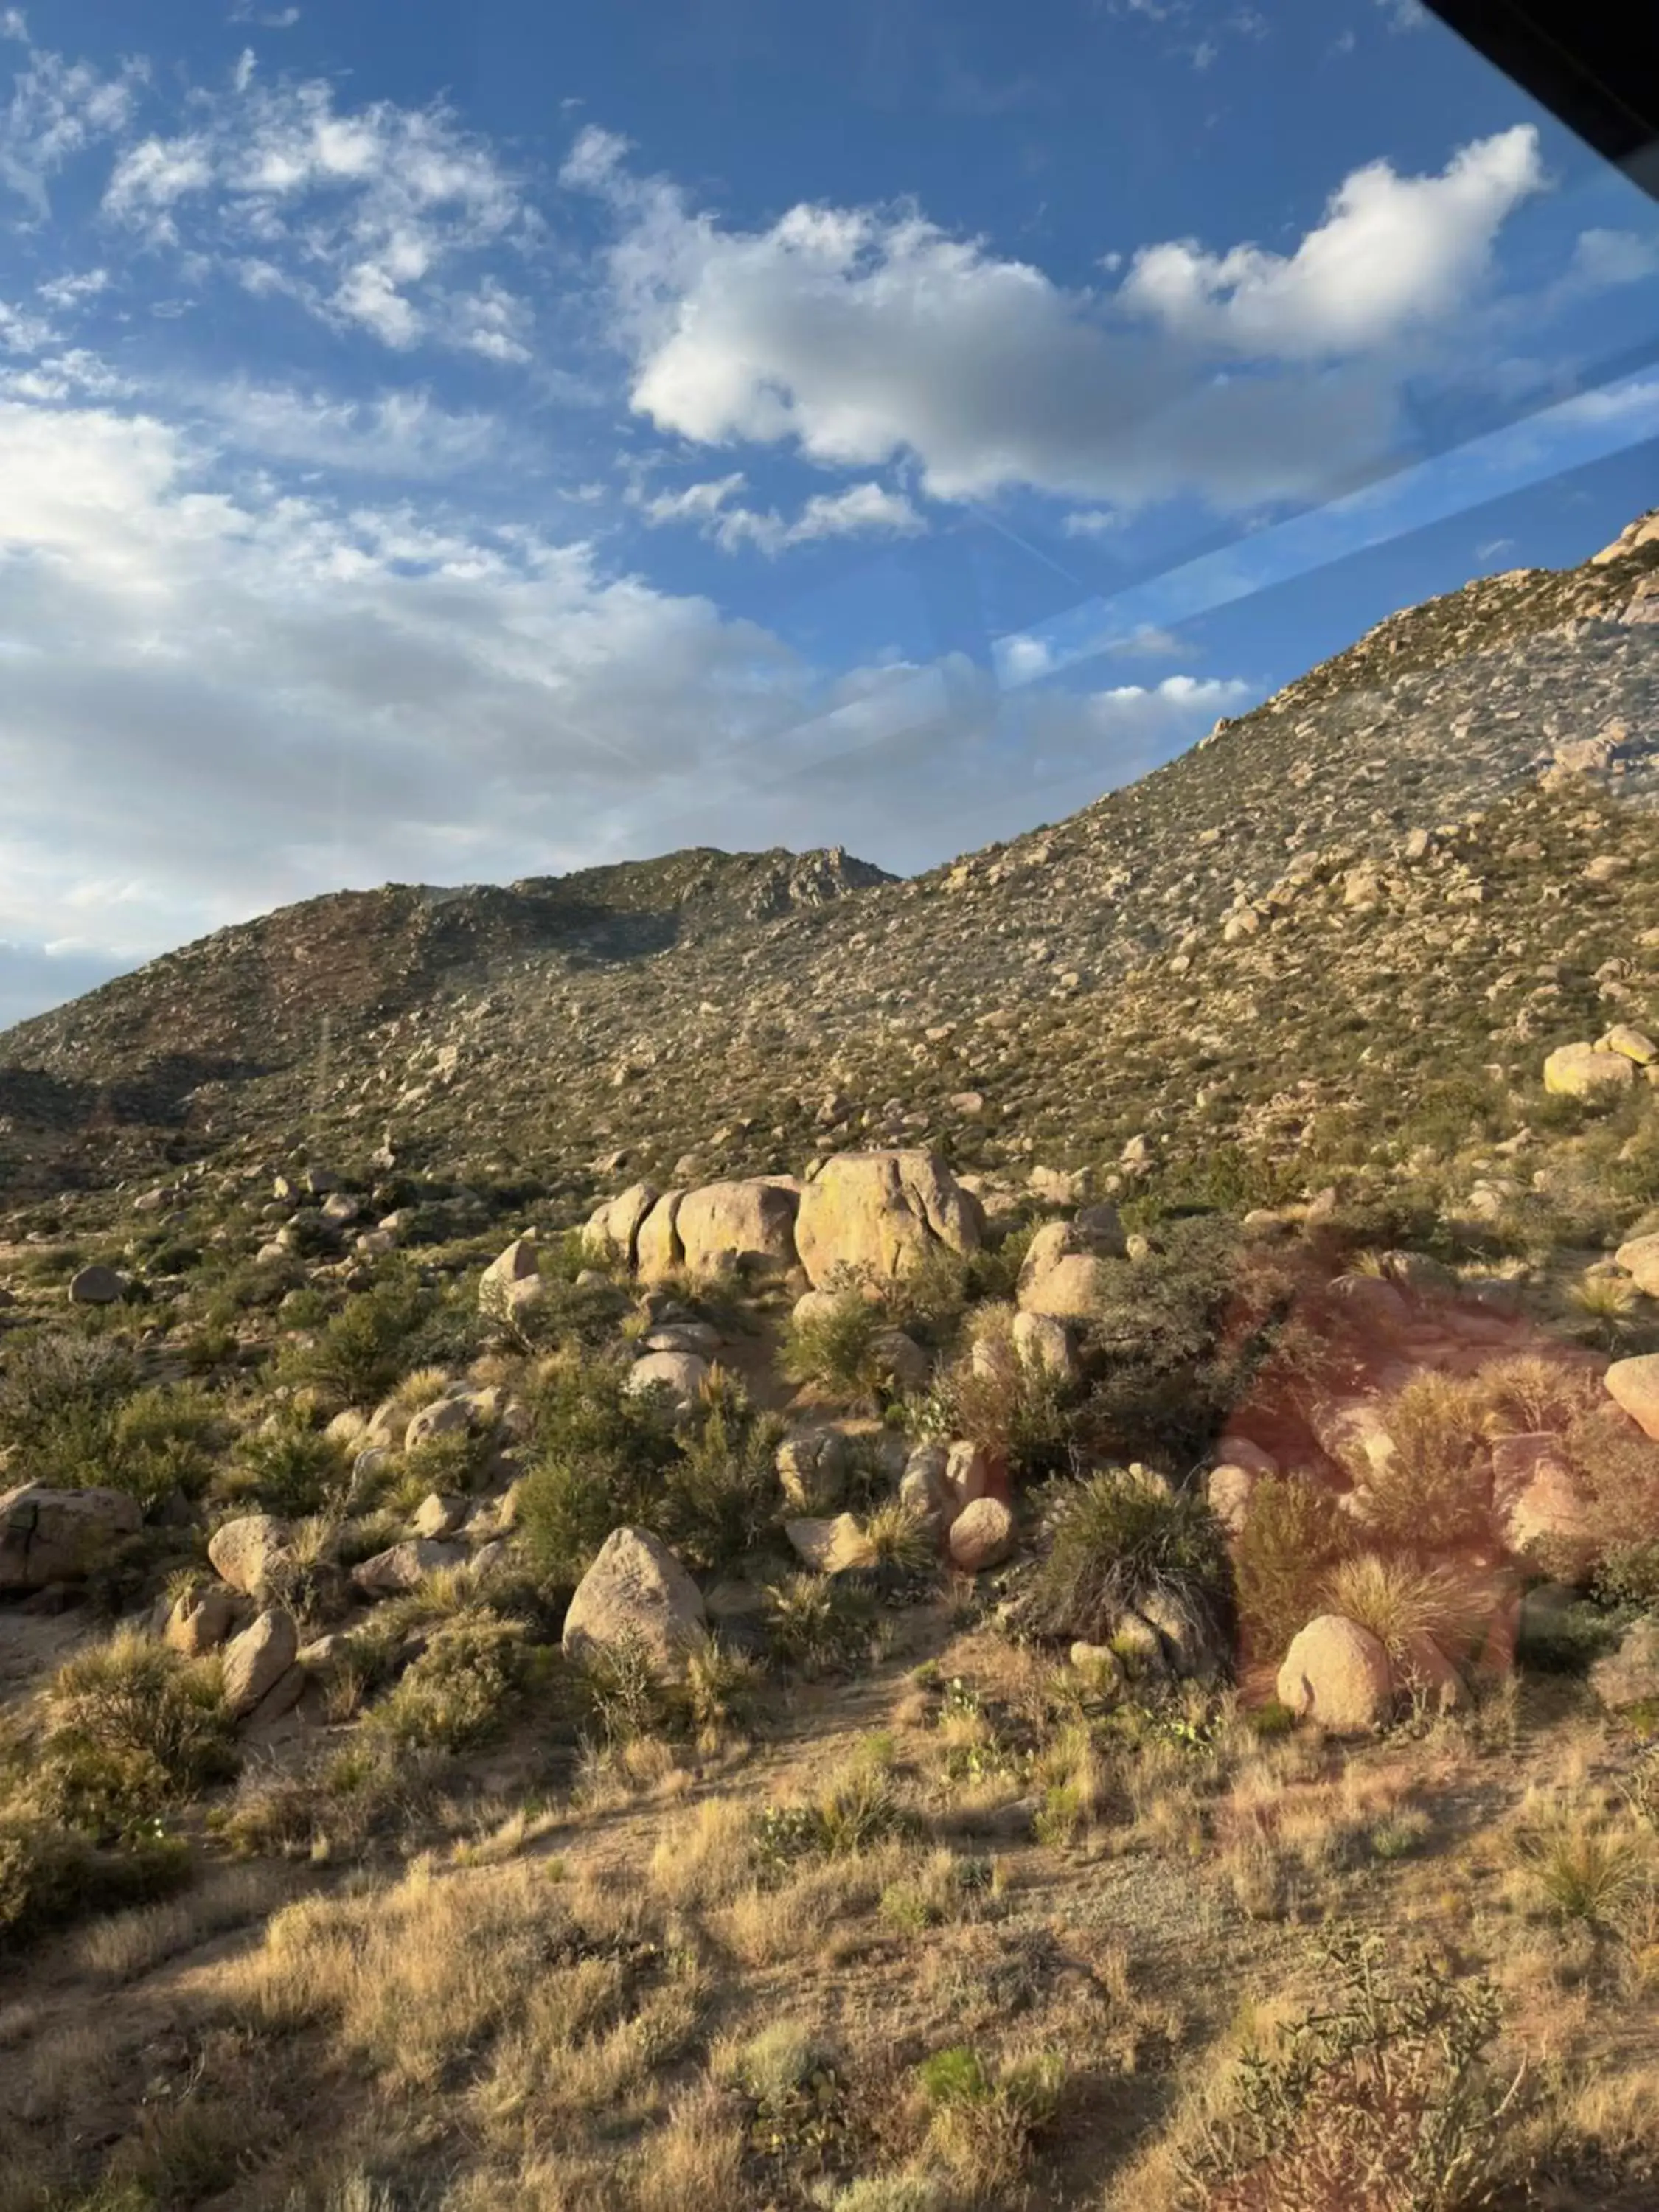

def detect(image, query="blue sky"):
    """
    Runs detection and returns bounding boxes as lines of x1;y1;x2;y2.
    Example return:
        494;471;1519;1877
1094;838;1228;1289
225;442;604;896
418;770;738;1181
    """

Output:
2;0;1658;1023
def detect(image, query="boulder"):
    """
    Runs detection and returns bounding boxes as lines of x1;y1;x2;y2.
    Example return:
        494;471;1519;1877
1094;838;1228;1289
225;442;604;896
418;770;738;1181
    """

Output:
675;1179;801;1278
580;1183;660;1267
793;1150;984;1287
1500;1455;1595;1571
1543;1043;1635;1099
0;1483;143;1592
163;1584;238;1656
1614;1232;1659;1298
350;1539;467;1596
625;1350;710;1415
413;1492;467;1539
1207;1463;1256;1537
871;1327;930;1391
947;1495;1015;1571
945;1441;990;1512
1071;1203;1128;1254
1589;1615;1659;1713
1395;1632;1467;1714
1605;1354;1659;1441
241;1663;307;1733
1069;1640;1124;1690
1018;1251;1113;1321
1012;1309;1079;1382
404;1395;473;1451
642;1321;720;1357
898;1442;951;1527
1598;1024;1658;1065
1277;1615;1394;1734
67;1264;127;1305
206;1514;293;1599
562;1527;706;1678
635;1191;686;1282
785;1513;874;1573
222;1607;299;1719
479;1237;540;1311
777;1428;851;1514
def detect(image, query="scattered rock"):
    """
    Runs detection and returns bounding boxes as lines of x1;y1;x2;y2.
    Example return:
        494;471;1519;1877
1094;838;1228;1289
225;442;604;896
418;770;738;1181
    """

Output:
222;1607;299;1719
351;1539;467;1596
405;1396;472;1450
206;1514;293;1600
478;1237;541;1312
947;1495;1015;1571
625;1349;711;1414
163;1584;237;1655
1605;1354;1659;1441
1011;1308;1077;1381
1276;1615;1394;1734
785;1512;874;1573
0;1483;143;1592
777;1428;851;1513
561;1526;706;1678
1207;1463;1256;1536
413;1492;467;1539
1599;1023;1657;1065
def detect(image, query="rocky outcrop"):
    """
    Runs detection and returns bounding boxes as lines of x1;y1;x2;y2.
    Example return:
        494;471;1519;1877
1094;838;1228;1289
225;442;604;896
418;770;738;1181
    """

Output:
1016;1207;1124;1320
1542;1043;1636;1099
675;1178;801;1278
795;1150;984;1287
581;1183;661;1267
561;1526;706;1678
0;1483;142;1592
351;1539;467;1595
1614;1233;1659;1298
1277;1615;1394;1734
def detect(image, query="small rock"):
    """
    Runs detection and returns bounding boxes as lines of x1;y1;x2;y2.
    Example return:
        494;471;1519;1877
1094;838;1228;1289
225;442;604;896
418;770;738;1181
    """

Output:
163;1584;237;1655
413;1492;467;1539
1613;1232;1659;1298
947;1496;1015;1571
351;1539;467;1596
625;1350;710;1415
404;1396;470;1450
785;1513;874;1573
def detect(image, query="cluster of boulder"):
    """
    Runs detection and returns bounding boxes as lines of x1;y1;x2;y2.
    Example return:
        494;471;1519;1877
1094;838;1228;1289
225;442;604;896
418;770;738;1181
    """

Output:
1542;1024;1657;1099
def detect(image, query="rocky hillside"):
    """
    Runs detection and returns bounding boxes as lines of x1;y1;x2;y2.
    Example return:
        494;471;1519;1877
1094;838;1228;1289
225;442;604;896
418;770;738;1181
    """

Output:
2;515;1658;1210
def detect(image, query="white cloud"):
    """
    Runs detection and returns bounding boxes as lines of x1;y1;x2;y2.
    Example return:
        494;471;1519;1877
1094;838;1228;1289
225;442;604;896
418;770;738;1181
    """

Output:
637;472;926;554
567;128;1547;513
35;267;110;308
192;381;504;476
103;72;535;357
1;35;145;216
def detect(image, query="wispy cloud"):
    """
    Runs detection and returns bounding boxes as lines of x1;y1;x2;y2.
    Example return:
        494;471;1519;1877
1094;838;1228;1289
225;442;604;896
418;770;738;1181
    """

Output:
636;473;926;554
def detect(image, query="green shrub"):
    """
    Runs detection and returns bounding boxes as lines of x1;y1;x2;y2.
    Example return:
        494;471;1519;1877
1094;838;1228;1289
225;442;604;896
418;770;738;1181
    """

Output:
38;1632;237;1837
780;1288;893;1408
280;1279;435;1406
1233;1475;1356;1661
0;1335;222;1508
221;1418;348;1516
1075;1218;1253;1467
1335;1372;1492;1555
658;1379;782;1575
757;1764;916;1869
365;1610;527;1753
917;2043;1064;2197
1013;1466;1232;1652
0;1812;189;1951
764;1572;877;1677
515;1357;681;1586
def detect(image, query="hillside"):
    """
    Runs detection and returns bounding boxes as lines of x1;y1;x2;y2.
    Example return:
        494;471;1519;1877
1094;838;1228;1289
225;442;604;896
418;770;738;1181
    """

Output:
2;521;1659;2212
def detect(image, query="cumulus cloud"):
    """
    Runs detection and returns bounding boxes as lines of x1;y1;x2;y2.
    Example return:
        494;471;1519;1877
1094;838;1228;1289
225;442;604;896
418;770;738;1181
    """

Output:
564;125;1548;514
636;473;925;554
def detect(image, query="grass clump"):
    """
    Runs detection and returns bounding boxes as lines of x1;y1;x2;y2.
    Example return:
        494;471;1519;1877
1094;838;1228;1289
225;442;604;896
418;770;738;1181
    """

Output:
1233;1475;1356;1661
0;1811;190;1951
916;2042;1064;2199
34;1632;237;1837
364;1610;529;1753
1012;1465;1231;1655
1321;1554;1489;1670
1334;1371;1492;1554
781;1287;897;1409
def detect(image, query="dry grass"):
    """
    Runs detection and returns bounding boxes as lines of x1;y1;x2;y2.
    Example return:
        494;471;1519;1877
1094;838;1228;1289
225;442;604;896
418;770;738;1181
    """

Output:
1321;1552;1491;1666
69;1860;286;1985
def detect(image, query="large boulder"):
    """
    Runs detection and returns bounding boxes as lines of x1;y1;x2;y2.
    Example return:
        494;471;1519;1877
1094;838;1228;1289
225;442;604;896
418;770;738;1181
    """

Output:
635;1191;686;1282
0;1483;142;1592
67;1264;127;1306
947;1496;1015;1572
1018;1251;1113;1321
1606;1354;1659;1441
478;1237;541;1312
1614;1233;1659;1298
794;1150;984;1288
625;1350;710;1415
1276;1615;1394;1734
562;1527;706;1678
207;1514;293;1599
1590;1615;1659;1713
1543;1043;1636;1099
164;1583;238;1655
222;1607;299;1719
1599;1024;1658;1066
580;1183;661;1267
1012;1309;1079;1382
675;1179;801;1278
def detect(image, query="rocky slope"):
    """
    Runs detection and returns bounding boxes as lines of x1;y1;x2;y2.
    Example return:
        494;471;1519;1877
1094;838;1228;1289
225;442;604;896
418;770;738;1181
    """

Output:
2;515;1658;1209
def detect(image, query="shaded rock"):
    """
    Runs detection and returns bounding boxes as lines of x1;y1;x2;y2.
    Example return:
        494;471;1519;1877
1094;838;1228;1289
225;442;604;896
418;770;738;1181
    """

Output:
1396;1632;1467;1714
1012;1309;1078;1382
676;1178;801;1278
68;1264;126;1305
241;1662;308;1734
872;1326;930;1391
898;1442;950;1527
776;1428;851;1514
1605;1354;1659;1441
1207;1463;1256;1537
1214;1434;1278;1477
947;1495;1015;1571
1614;1232;1659;1298
1277;1615;1393;1734
785;1512;874;1573
413;1492;467;1539
642;1321;720;1357
470;1538;511;1578
625;1350;710;1414
945;1441;990;1512
0;1483;143;1593
794;1149;983;1287
206;1514;293;1600
164;1584;237;1656
478;1237;540;1311
581;1183;660;1267
351;1539;466;1596
562;1526;706;1677
1018;1250;1113;1321
405;1396;471;1450
1069;1640;1124;1689
223;1607;299;1720
1590;1616;1659;1712
636;1190;686;1282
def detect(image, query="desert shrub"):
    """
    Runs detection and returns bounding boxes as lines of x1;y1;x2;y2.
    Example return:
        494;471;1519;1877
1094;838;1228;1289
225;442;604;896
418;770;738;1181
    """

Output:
280;1279;435;1406
1336;1371;1492;1554
38;1632;237;1837
764;1572;877;1677
1012;1466;1232;1652
574;1629;680;1747
0;1812;189;1951
1559;1402;1659;1602
1233;1475;1356;1660
683;1632;764;1737
1075;1218;1256;1467
0;1334;215;1506
781;1287;893;1408
364;1610;528;1753
925;1311;1078;1485
1322;1554;1490;1669
221;1417;349;1517
1512;1811;1652;1927
515;1356;681;1585
917;2043;1064;2198
1185;1930;1512;2211
658;1378;783;1575
758;1762;917;1868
